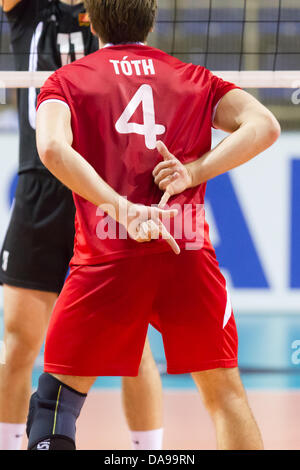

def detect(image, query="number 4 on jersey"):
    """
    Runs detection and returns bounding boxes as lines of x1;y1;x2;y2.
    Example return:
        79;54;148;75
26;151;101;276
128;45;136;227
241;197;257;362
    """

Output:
115;84;166;150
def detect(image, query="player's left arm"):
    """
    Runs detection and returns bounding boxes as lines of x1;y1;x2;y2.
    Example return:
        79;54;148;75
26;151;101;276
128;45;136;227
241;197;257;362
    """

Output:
153;89;281;207
36;100;142;218
36;101;180;254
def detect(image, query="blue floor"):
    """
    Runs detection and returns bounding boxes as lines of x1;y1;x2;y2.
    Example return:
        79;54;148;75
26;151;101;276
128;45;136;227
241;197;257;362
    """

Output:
1;312;300;390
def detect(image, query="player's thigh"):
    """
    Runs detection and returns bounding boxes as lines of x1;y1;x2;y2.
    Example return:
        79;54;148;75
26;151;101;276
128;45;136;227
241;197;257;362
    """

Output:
122;336;158;384
52;374;97;395
154;249;238;374
192;367;247;411
139;336;157;372
44;258;157;377
3;284;57;356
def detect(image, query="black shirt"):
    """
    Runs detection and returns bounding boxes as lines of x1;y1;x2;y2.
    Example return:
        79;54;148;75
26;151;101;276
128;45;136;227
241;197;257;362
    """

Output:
6;0;98;173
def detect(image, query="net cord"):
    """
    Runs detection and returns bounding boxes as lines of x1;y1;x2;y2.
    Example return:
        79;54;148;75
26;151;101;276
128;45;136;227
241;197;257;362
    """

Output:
0;70;299;88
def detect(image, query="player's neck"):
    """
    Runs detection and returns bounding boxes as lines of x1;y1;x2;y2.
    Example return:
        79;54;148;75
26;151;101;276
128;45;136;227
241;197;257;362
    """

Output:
59;0;82;5
98;39;146;49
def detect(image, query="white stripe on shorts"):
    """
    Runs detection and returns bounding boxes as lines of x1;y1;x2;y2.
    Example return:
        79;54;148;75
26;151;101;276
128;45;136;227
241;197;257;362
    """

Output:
223;290;232;329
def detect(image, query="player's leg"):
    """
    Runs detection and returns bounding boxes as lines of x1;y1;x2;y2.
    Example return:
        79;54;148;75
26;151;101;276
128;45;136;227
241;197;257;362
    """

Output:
122;337;163;450
0;286;56;447
0;171;75;450
0;286;56;424
32;257;157;450
26;373;96;450
192;367;263;450
155;245;263;450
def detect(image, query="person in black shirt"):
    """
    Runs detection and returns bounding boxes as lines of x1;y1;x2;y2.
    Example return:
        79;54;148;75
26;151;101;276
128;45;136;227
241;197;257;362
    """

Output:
0;0;163;451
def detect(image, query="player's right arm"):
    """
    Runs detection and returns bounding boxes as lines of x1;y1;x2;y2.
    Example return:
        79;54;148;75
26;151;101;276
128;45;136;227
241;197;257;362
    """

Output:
0;0;22;12
36;101;180;254
153;89;281;207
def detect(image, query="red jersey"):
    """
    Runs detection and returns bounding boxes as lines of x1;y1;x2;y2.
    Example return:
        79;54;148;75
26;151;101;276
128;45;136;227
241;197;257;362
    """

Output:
37;44;238;265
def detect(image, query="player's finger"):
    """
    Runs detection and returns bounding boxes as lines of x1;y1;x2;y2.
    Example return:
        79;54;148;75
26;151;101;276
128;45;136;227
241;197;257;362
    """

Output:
137;221;151;242
158;220;180;255
158;178;174;192
156;141;176;162
147;219;160;239
152;160;176;178
156;207;178;218
154;168;178;186
158;191;171;209
159;172;180;188
137;220;161;242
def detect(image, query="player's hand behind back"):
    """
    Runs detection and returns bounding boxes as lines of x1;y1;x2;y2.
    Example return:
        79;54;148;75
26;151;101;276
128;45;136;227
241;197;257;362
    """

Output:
153;141;193;208
122;203;180;255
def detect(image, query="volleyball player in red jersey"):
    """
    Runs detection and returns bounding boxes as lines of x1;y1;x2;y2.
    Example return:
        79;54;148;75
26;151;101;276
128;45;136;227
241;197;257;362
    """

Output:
26;0;280;450
0;0;164;451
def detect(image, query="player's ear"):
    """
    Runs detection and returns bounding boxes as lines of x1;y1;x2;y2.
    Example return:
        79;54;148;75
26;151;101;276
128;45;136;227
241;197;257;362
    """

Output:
90;24;96;36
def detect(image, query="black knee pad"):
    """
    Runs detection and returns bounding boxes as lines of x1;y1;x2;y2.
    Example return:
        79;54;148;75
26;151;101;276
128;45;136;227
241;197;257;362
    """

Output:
27;373;87;450
31;436;76;451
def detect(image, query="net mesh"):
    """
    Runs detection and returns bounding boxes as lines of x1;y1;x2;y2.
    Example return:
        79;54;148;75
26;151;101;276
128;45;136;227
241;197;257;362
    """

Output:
157;0;300;72
1;0;300;72
0;0;299;128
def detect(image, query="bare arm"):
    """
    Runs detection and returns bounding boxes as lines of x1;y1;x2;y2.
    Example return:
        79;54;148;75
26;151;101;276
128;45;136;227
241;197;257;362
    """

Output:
0;0;22;12
36;102;165;222
36;101;180;253
36;102;127;220
188;89;281;185
153;89;281;206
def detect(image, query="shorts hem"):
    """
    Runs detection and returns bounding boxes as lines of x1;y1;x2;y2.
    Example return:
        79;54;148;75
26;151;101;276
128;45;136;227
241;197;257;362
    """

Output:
44;359;238;377
0;272;61;294
166;358;238;375
70;244;170;266
18;167;49;175
44;363;139;377
70;239;203;266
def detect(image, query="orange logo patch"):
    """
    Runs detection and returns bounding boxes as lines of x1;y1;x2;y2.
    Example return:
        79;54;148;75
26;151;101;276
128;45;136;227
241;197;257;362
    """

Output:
79;13;90;27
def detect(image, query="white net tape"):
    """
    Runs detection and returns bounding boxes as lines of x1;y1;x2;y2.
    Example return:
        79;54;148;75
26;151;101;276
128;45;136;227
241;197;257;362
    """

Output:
0;70;299;88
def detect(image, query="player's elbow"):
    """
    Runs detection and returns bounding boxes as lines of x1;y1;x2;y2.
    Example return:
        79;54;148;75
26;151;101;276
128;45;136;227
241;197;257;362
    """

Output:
267;115;281;144
260;111;281;146
38;139;63;168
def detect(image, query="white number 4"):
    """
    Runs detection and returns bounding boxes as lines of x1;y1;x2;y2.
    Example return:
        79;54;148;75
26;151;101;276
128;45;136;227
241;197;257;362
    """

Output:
115;84;166;150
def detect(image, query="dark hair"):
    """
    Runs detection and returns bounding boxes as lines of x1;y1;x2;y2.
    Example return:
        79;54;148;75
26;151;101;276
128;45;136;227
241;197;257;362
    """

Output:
84;0;157;44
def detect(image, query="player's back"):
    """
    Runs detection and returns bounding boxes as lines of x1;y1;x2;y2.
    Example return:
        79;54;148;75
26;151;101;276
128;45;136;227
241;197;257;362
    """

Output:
38;44;237;264
50;45;224;204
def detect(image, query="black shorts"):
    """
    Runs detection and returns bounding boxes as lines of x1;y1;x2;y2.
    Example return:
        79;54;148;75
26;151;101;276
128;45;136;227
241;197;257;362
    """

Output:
0;170;75;293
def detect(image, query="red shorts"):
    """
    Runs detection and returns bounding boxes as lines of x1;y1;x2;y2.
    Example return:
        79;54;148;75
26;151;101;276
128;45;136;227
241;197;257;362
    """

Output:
44;248;238;376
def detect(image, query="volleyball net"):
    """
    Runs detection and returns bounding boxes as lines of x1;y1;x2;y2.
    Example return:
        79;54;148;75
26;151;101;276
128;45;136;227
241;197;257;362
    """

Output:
0;0;299;129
